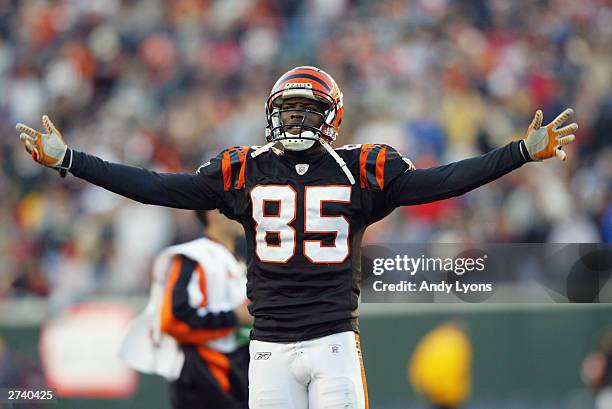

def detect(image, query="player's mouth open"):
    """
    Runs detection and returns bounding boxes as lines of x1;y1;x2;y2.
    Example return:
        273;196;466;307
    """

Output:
285;125;304;131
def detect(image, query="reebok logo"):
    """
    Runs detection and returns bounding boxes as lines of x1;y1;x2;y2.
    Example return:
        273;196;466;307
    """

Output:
254;352;271;360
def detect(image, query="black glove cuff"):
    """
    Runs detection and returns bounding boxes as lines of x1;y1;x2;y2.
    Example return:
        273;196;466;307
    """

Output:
519;140;534;162
56;148;73;178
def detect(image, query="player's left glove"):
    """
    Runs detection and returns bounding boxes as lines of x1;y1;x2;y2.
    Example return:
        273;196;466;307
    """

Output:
16;115;71;176
523;108;578;161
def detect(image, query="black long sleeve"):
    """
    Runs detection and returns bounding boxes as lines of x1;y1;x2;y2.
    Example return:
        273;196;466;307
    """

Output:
386;141;530;208
171;256;238;330
68;150;222;210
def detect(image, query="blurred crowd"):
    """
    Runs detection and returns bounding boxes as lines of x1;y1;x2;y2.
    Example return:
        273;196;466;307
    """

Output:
0;0;610;304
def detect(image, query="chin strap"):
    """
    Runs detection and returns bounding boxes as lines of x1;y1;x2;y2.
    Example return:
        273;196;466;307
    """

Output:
250;141;277;158
319;139;355;185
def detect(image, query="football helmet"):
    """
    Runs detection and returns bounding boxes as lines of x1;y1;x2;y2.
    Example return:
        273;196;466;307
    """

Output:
252;66;354;184
265;66;344;151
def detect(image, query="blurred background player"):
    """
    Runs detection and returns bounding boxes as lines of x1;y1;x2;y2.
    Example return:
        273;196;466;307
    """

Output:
409;322;472;409
120;210;251;409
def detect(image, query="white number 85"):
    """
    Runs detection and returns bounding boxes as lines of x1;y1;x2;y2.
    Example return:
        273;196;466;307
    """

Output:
250;185;351;264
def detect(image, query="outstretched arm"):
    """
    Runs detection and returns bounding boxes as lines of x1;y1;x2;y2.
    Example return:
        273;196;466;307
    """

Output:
68;150;221;210
386;108;578;207
387;140;528;207
16;116;223;210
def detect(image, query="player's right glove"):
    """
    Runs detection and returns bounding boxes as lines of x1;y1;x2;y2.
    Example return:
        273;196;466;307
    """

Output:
16;115;71;176
523;108;578;161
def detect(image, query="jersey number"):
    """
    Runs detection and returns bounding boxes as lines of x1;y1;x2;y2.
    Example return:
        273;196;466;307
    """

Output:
251;185;351;264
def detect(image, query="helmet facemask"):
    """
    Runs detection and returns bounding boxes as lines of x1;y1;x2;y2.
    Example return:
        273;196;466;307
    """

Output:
266;87;340;151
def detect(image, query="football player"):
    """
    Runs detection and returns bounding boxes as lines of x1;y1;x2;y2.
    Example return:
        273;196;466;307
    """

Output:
17;66;577;409
119;210;251;409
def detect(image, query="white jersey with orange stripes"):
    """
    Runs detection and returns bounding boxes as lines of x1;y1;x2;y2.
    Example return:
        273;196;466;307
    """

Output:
119;237;247;380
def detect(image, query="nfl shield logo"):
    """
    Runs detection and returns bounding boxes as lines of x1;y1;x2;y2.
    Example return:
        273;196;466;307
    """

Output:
295;164;309;175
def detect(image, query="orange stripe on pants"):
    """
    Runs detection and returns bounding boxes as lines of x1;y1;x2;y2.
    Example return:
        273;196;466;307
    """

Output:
197;346;231;393
355;333;369;409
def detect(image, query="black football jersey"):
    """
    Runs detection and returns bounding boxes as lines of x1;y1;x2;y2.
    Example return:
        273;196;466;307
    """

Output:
69;140;529;342
195;144;411;341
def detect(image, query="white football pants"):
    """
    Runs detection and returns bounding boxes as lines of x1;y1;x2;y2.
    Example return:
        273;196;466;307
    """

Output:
248;331;369;409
